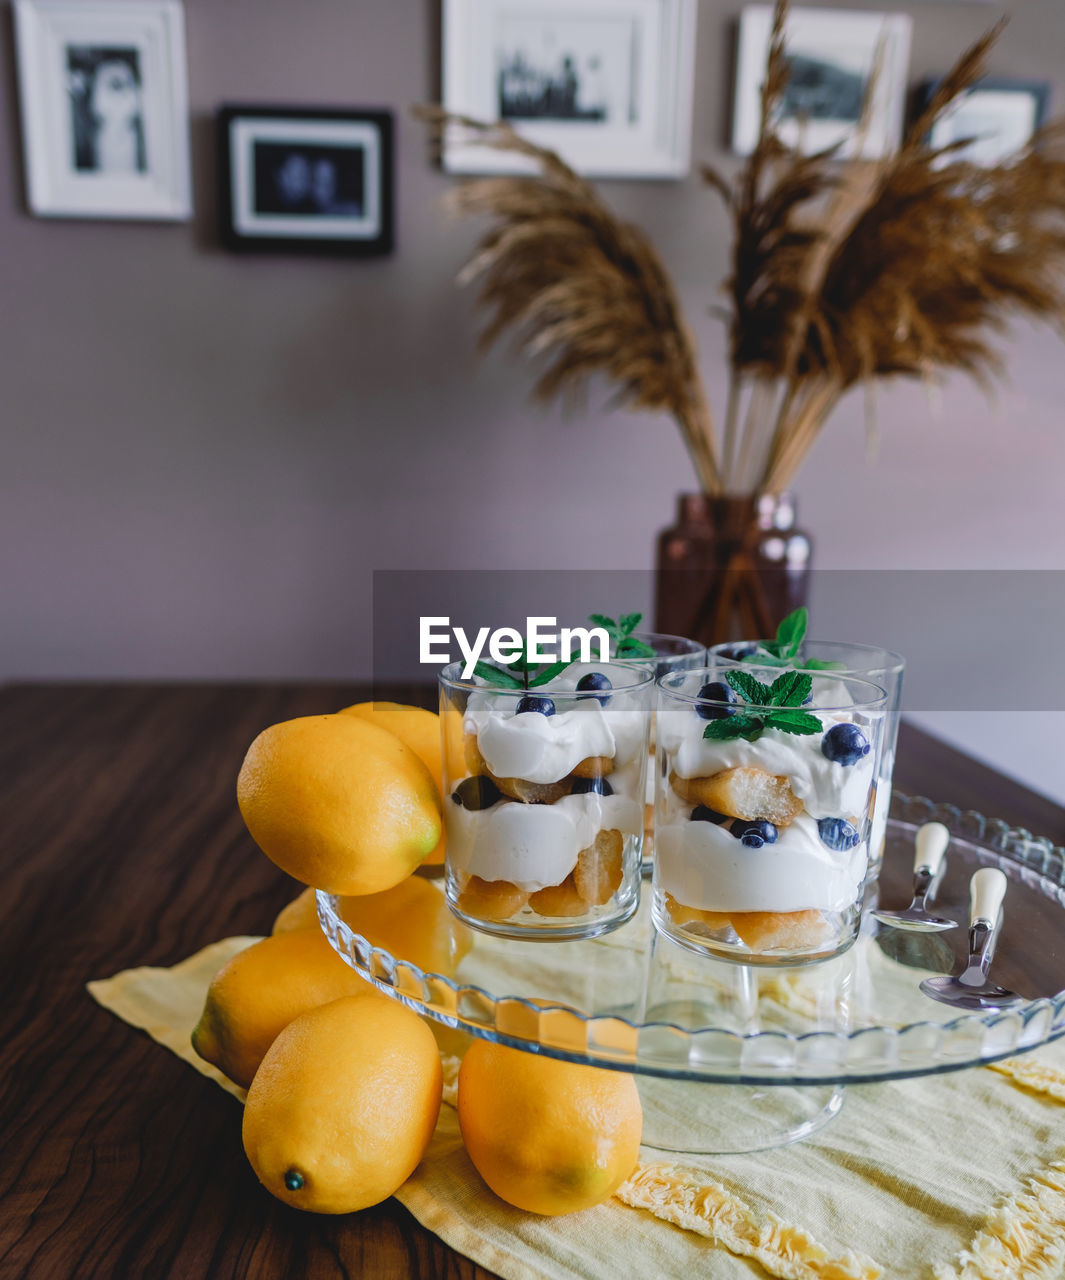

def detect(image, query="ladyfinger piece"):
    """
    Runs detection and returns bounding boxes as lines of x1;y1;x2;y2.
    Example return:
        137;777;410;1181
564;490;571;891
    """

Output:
465;733;489;776
574;829;624;905
664;896;832;952
729;910;832;951
571;755;615;779
456;876;529;922
529;874;587;917
492;775;572;805
671;767;802;826
664;892;733;932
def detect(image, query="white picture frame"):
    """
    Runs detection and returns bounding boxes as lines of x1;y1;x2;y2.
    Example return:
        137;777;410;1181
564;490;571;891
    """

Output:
442;0;697;179
14;0;192;220
927;79;1052;168
733;6;913;161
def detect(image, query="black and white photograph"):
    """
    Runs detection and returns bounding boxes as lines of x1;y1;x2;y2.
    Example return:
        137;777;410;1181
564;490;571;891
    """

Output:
252;143;366;217
443;0;697;178
14;0;191;219
66;45;146;174
496;15;637;125
218;107;393;256
733;6;913;160
926;79;1052;168
780;47;867;124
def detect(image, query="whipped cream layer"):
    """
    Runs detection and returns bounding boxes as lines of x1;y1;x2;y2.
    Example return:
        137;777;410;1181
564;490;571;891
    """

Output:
466;679;647;785
446;793;643;892
657;709;874;821
654;702;876;915
656;814;866;913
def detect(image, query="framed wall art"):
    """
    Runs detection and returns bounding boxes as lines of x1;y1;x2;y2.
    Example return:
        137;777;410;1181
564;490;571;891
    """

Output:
733;5;913;160
442;0;698;179
14;0;191;219
926;79;1052;168
218;106;394;256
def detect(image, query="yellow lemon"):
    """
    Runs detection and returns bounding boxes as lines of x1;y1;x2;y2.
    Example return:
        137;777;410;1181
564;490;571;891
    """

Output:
271;885;320;934
272;880;473;977
191;927;380;1088
237;714;441;895
339;701;446;865
458;1039;642;1215
269;883;473;1058
243;995;443;1214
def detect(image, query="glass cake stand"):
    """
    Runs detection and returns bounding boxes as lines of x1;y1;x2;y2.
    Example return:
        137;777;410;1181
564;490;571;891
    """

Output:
319;793;1065;1153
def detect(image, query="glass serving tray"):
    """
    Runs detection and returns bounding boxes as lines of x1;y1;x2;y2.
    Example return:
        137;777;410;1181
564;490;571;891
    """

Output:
319;794;1065;1089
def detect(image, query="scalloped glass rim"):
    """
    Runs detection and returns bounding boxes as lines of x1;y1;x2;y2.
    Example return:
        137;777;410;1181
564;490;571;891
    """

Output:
318;793;1065;1085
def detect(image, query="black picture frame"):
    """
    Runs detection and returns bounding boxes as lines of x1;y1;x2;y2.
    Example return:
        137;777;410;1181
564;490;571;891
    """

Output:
917;78;1052;168
217;105;394;256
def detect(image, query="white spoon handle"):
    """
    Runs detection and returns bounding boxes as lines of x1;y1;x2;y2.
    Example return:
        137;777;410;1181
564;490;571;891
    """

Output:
914;822;950;877
970;867;1007;928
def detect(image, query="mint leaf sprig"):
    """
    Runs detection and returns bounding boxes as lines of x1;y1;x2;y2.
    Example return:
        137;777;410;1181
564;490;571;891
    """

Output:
737;606;846;672
472;609;658;688
473;638;575;690
590;612;657;660
703;668;822;743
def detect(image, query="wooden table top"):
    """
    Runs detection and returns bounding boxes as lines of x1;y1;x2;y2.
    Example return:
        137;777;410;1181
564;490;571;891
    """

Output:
2;682;1062;1279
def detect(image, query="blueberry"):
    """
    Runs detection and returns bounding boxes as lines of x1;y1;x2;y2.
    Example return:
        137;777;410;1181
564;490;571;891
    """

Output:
576;672;613;706
695;680;738;721
730;819;778;849
516;694;555;716
691;804;730;825
451;775;503;811
817;817;861;852
726;644;757;660
821;723;870;767
572;775;614;796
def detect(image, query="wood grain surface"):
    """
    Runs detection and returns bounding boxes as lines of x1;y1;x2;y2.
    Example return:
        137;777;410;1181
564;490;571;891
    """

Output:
0;684;490;1280
895;720;1065;845
1;683;1061;1279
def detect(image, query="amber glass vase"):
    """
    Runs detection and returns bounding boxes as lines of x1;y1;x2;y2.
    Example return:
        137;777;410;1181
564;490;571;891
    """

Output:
654;493;811;648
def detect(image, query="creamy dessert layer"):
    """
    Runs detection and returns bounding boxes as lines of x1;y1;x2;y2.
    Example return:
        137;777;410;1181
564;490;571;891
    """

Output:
656;814;866;914
448;792;643;893
655;682;878;948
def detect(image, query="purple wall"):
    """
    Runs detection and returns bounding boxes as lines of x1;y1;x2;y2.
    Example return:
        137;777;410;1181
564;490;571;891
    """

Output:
2;0;1064;802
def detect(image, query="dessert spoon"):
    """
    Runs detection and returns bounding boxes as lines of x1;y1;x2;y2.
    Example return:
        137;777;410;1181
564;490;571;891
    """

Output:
872;822;956;932
920;868;1022;1010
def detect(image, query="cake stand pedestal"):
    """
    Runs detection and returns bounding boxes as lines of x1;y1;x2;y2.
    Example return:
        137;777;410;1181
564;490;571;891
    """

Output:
321;794;1065;1153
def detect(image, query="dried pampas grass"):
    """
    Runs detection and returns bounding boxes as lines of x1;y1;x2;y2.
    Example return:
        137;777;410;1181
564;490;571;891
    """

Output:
418;0;1065;496
413;105;721;494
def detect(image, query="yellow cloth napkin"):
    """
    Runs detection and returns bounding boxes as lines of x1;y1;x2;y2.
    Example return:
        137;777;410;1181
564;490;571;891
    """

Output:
88;937;1065;1280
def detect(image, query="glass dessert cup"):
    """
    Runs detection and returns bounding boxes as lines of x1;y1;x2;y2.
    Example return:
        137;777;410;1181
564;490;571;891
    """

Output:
652;667;887;966
614;631;706;873
709;639;905;879
627;631;706;671
439;659;654;941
